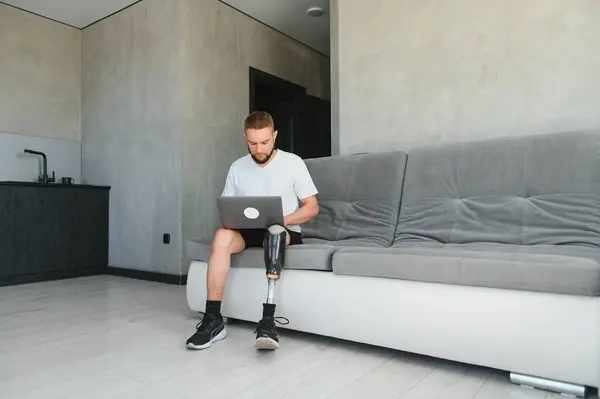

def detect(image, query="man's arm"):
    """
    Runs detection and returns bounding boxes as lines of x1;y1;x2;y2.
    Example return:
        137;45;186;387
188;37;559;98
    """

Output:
221;165;236;197
284;157;320;227
284;195;319;227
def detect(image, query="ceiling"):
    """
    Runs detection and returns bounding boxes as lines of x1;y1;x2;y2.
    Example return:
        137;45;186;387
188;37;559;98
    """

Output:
221;0;329;55
1;0;330;55
1;0;138;28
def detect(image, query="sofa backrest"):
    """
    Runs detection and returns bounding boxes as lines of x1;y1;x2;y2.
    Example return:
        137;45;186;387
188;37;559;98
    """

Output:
394;130;600;247
303;151;407;246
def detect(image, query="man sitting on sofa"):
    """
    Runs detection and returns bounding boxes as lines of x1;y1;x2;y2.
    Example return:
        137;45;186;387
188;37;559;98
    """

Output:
186;111;319;351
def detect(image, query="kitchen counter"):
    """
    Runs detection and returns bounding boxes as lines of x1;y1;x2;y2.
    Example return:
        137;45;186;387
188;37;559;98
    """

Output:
0;183;110;286
0;181;110;189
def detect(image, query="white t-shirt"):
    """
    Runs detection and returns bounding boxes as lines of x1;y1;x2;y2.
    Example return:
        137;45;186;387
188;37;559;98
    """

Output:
221;150;318;232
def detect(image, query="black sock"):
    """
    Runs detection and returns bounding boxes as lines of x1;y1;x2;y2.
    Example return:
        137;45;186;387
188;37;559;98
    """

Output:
206;300;221;317
262;303;276;319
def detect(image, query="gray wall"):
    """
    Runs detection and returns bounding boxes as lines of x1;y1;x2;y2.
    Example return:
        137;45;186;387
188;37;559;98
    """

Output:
333;0;600;155
82;0;330;275
0;4;82;181
82;0;183;274
329;0;340;156
180;0;330;273
0;3;81;141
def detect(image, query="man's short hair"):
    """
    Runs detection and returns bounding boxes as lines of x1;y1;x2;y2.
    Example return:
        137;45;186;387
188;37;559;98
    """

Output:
244;111;274;131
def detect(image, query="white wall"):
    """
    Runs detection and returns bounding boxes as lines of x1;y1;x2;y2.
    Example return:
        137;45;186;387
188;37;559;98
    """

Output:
0;132;81;183
333;0;600;154
0;3;81;141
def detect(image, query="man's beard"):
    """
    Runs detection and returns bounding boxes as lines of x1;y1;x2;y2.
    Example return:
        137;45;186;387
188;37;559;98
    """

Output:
249;146;275;164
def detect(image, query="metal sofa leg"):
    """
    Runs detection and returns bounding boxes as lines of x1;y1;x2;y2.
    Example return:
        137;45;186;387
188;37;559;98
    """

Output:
510;372;588;397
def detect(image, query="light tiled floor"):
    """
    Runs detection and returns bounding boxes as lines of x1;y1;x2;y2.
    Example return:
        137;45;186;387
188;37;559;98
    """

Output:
0;275;596;399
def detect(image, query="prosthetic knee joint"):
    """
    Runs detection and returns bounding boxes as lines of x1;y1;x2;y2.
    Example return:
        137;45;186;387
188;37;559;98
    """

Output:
263;224;287;304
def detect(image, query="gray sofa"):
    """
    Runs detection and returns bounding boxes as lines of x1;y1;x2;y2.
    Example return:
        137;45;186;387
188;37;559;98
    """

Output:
186;130;600;396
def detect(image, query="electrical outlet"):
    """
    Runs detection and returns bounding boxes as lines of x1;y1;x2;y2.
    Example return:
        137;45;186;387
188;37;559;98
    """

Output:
163;233;170;244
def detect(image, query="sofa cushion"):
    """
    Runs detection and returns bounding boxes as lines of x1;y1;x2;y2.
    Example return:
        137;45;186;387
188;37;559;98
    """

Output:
303;151;407;247
186;238;336;271
395;131;600;247
302;237;384;248
332;243;600;296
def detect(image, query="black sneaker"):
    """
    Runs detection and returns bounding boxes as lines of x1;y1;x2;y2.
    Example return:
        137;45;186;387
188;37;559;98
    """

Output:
254;304;289;350
186;312;227;350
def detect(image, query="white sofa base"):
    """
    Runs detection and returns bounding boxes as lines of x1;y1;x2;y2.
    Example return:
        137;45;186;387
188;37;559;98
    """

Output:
186;261;599;394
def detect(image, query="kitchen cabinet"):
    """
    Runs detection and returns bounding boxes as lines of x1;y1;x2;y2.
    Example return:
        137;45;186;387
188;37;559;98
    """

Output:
0;182;110;286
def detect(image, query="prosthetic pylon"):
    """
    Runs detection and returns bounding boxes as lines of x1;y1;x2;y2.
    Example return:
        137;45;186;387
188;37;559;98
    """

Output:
263;224;287;303
255;224;289;350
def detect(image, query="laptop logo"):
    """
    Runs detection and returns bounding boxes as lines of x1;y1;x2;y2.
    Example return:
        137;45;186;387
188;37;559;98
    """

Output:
244;207;260;219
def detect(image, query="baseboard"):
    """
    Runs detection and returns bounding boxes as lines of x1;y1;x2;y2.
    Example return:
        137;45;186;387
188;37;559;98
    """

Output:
0;267;106;287
106;267;187;285
0;267;188;288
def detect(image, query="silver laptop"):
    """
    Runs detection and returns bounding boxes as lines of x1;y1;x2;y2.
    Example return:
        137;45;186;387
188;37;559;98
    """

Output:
217;196;284;229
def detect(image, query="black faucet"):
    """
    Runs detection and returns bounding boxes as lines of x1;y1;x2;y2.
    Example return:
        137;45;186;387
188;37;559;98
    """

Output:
24;149;55;183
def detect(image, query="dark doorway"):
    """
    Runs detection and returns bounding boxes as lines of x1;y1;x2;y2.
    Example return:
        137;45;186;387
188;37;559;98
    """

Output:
297;94;332;159
249;67;331;159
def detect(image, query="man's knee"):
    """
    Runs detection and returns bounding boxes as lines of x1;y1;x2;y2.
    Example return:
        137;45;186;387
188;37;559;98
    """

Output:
211;229;238;253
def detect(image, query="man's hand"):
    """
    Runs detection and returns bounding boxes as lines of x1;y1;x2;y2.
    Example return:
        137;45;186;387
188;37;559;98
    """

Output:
283;196;319;227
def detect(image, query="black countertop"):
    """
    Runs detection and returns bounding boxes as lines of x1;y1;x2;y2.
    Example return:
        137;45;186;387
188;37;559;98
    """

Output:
0;181;111;190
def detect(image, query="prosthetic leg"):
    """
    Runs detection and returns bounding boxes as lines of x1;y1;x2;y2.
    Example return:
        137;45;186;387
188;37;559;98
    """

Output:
255;224;289;350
